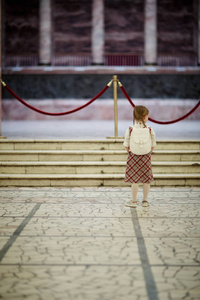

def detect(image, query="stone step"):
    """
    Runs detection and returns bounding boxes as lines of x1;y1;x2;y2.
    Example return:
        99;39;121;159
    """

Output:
0;173;199;187
0;139;200;151
0;161;199;174
0;150;199;162
0;139;199;187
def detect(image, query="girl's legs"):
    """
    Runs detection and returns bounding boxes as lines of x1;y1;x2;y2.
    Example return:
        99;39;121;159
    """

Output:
131;183;138;203
143;183;150;206
126;183;150;208
125;183;138;208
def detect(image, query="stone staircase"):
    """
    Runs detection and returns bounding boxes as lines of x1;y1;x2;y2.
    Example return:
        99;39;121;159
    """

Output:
0;139;199;187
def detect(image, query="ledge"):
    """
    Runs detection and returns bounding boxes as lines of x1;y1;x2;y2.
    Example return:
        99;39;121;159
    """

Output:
2;66;200;75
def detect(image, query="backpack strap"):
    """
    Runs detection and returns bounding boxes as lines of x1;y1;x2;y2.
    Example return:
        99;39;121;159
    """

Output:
129;126;151;137
148;127;152;143
129;126;133;137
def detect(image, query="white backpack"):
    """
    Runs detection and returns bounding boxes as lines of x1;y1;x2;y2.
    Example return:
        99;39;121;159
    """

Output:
129;126;152;155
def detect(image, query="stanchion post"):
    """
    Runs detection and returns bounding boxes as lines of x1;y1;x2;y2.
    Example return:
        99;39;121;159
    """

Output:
113;75;118;138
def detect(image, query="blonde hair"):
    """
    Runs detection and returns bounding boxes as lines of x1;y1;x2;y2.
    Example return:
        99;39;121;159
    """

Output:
133;105;149;127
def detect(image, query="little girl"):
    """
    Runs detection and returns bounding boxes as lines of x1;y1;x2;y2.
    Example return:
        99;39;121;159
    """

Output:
123;105;156;208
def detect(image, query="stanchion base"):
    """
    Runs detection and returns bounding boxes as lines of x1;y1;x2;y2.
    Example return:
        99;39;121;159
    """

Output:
106;136;123;139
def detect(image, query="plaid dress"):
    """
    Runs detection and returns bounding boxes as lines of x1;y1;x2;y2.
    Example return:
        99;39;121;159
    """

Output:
124;126;154;184
124;151;153;183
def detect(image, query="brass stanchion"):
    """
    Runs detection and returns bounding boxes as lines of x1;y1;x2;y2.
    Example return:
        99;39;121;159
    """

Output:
113;75;118;138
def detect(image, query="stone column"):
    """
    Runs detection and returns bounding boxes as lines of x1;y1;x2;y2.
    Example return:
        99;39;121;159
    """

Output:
92;0;104;65
0;0;2;136
39;0;51;65
198;0;200;65
144;0;157;65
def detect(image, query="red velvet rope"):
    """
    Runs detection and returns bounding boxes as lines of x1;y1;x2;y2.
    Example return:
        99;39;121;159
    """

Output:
4;84;109;116
120;85;200;125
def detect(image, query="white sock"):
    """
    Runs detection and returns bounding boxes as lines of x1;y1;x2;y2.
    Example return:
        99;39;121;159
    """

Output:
143;183;150;201
131;183;138;202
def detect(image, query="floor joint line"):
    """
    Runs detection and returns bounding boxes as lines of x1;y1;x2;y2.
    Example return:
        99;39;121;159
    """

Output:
131;208;159;300
0;203;41;262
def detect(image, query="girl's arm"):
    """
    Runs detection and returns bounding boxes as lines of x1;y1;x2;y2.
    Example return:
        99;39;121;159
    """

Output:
150;128;156;149
125;147;130;153
123;128;130;152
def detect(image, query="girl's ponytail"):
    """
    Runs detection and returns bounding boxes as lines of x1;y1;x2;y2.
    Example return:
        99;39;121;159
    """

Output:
133;106;149;127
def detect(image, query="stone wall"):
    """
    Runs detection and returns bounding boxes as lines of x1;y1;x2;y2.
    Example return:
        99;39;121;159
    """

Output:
158;0;196;54
52;0;92;53
2;74;200;99
2;98;200;121
105;0;144;53
2;72;200;121
4;0;39;54
3;0;197;56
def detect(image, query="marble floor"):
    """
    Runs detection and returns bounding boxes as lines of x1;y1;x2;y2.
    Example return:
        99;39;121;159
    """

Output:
0;187;199;300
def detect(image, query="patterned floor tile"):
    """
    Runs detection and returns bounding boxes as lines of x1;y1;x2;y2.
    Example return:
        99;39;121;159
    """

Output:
22;217;134;237
152;266;200;300
34;203;132;218
1;236;140;265
145;237;200;266
0;187;199;300
0;265;147;300
0;217;24;236
0;203;36;217
139;218;200;238
136;204;200;218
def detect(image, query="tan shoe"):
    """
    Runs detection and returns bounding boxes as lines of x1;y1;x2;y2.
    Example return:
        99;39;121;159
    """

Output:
142;201;149;207
125;201;137;208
